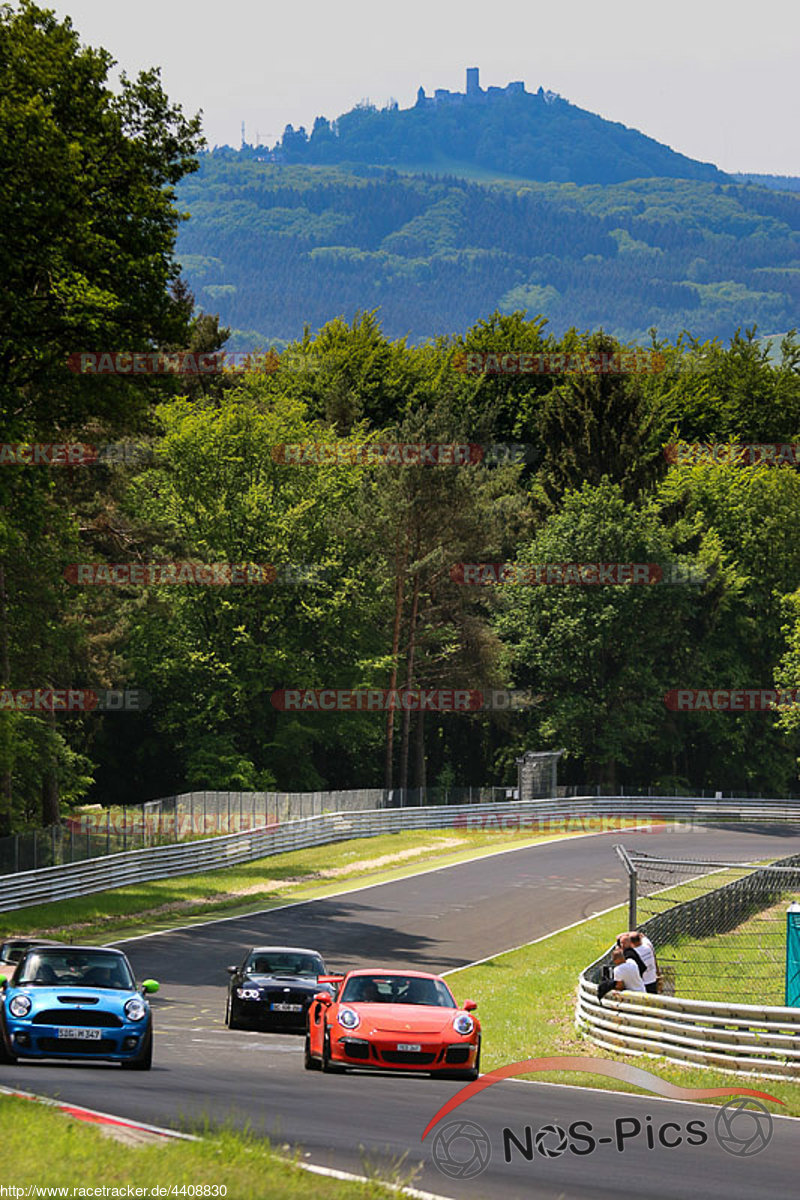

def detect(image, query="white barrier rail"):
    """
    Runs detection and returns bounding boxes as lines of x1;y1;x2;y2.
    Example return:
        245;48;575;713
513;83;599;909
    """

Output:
1;794;799;914
576;966;800;1081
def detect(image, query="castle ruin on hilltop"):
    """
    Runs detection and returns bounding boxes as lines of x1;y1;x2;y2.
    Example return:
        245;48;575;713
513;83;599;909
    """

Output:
415;67;559;108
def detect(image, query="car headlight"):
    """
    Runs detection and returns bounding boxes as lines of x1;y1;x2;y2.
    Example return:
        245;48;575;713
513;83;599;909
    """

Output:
452;1013;474;1035
236;987;261;1000
9;994;31;1018
338;1007;360;1030
124;997;147;1022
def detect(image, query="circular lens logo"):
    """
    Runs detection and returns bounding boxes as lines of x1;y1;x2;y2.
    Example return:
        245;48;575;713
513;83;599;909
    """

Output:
714;1098;773;1157
535;1123;568;1158
431;1120;492;1179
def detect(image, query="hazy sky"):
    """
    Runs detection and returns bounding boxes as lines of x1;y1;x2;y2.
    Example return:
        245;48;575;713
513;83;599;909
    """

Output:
52;0;798;174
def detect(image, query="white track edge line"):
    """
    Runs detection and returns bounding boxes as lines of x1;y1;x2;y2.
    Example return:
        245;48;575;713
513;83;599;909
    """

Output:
298;1160;454;1200
439;899;625;975
502;1075;799;1121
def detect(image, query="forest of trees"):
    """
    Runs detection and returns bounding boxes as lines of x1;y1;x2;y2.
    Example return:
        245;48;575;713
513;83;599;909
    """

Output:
3;4;800;835
176;159;800;345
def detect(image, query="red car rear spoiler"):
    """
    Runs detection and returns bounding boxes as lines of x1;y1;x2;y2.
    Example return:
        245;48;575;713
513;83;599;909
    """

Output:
318;974;344;987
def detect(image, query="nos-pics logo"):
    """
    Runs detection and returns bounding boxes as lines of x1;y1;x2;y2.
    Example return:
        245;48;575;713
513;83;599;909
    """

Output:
431;1120;491;1179
422;1057;781;1180
431;1100;773;1179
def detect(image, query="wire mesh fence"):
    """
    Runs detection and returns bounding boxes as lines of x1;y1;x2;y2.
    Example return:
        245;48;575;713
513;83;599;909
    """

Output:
622;849;800;1005
0;785;515;875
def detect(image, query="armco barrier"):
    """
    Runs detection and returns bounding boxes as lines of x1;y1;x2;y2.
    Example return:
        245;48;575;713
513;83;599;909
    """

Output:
1;794;799;914
576;962;800;1082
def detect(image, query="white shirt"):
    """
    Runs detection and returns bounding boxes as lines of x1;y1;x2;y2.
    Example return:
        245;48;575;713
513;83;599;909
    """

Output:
633;938;657;986
613;959;646;992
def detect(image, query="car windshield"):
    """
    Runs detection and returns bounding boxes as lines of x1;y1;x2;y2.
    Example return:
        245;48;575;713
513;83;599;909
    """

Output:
16;950;134;989
340;975;456;1007
0;942;31;964
245;952;324;977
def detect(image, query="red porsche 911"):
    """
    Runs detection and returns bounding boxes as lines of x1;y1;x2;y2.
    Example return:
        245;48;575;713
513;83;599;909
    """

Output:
304;968;481;1079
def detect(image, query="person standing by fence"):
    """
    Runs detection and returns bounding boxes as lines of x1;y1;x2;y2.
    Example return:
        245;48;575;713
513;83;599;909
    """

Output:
597;945;647;1000
620;929;659;993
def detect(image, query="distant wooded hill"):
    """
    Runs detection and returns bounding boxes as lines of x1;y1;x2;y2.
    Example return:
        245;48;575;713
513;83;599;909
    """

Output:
733;174;800;192
176;158;800;345
255;77;725;186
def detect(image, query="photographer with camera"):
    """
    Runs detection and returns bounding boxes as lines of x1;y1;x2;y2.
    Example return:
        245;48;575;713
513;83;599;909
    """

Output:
597;944;647;1001
619;929;659;993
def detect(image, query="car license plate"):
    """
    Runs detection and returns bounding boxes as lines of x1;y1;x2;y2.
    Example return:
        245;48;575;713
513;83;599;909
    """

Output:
270;1002;303;1012
58;1028;101;1040
396;1042;421;1052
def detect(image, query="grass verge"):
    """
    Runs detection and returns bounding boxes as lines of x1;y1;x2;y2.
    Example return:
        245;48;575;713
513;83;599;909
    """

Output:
446;906;800;1116
0;821;652;943
0;1094;408;1198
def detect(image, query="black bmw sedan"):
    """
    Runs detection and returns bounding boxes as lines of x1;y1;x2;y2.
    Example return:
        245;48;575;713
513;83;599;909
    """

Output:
225;945;339;1032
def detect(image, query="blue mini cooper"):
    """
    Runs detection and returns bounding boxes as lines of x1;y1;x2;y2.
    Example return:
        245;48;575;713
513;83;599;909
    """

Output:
0;945;159;1069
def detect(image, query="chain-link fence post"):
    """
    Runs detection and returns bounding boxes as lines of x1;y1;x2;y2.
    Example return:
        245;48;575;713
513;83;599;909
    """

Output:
615;843;638;928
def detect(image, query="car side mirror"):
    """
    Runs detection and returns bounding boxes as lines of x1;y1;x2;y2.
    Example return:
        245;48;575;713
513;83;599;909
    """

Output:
227;965;238;975
141;979;159;994
313;991;333;1004
463;999;477;1012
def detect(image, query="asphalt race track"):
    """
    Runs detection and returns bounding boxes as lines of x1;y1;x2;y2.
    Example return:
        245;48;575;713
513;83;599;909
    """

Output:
3;823;799;1199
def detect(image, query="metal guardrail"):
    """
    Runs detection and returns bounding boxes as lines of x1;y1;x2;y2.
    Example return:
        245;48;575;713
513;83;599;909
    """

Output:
576;966;800;1082
1;794;799;915
3;784;793;874
0;785;516;873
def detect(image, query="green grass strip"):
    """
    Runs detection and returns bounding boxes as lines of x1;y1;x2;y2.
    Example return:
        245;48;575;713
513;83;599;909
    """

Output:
1;1094;410;1197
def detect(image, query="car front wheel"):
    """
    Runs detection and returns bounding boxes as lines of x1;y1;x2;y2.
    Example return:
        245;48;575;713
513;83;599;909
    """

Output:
0;1030;17;1065
321;1027;344;1073
226;995;246;1030
120;1027;152;1071
438;1037;480;1081
304;1035;321;1070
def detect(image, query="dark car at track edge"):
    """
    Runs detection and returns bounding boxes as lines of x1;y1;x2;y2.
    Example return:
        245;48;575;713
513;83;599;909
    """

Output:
225;945;340;1032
